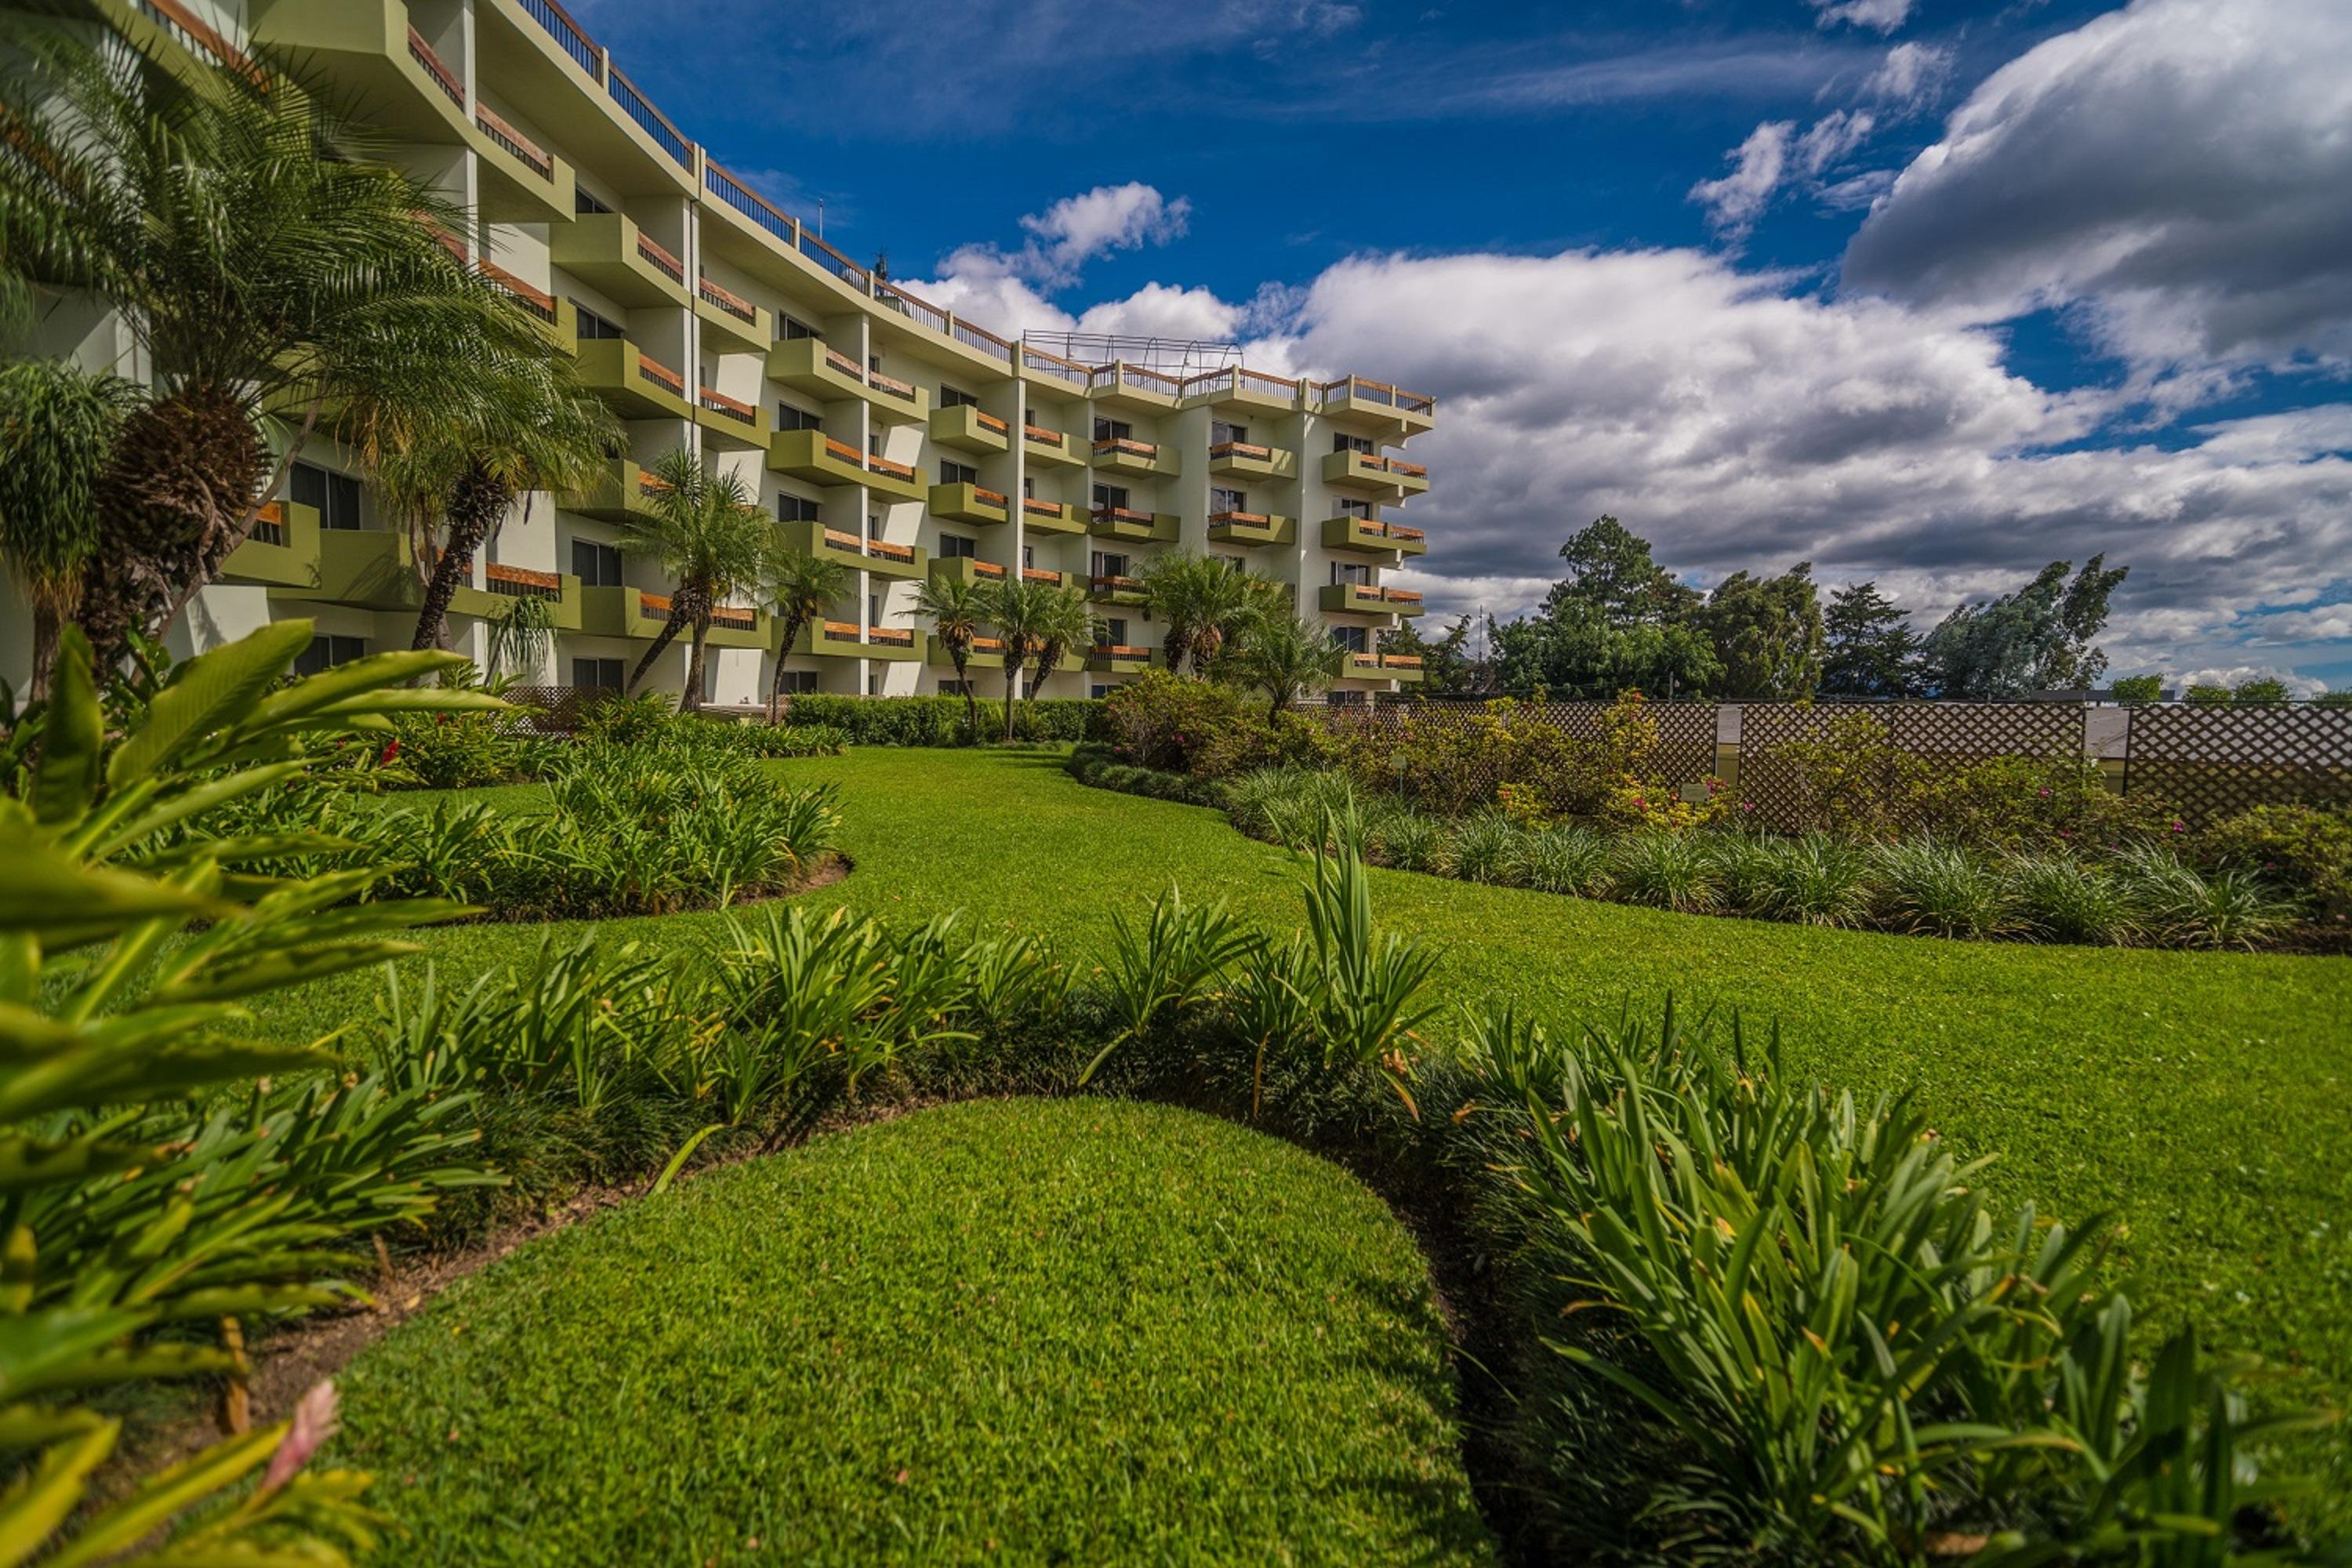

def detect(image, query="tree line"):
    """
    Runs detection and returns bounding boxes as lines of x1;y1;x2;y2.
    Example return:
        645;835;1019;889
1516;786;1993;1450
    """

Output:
1385;516;2346;706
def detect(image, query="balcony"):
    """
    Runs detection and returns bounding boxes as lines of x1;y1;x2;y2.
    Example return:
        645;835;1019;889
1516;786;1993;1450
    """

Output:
1020;497;1087;536
930;405;1011;456
1022;423;1083;470
1322;448;1429;499
1348;651;1426;683
694;277;771;355
1320;514;1428;558
793;619;922;662
766;429;927;502
1205;511;1296;549
571;459;673;524
550;212;689;308
780;519;927;581
1178;366;1307;416
765;338;931;423
581;587;768;648
1020;566;1068;587
1087;506;1178;546
929;633;1005;671
695;386;768;451
1207;441;1296;481
1320;583;1426;617
931;481;1011;526
1087;363;1184;413
473;103;572;224
575;339;695;421
478;262;575;352
485;561;583;631
1315;376;1437;441
1087;574;1149;608
1091;436;1178;479
251;2;472;145
221;499;321;588
1087;642;1155;675
931;557;1012;590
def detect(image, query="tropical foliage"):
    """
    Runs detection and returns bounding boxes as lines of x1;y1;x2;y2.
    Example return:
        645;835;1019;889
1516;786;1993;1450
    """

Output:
611;451;776;710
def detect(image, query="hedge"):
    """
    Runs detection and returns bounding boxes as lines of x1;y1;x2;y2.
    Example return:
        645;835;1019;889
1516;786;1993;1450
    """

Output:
782;694;1105;746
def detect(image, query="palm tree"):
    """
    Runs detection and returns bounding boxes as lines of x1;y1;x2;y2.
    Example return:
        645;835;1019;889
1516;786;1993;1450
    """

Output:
911;573;993;738
346;350;618;655
766;550;855;719
1025;586;1101;714
0;24;554;665
1228;614;1349;724
978;578;1053;742
612;451;776;712
0;360;142;699
1139;553;1272;677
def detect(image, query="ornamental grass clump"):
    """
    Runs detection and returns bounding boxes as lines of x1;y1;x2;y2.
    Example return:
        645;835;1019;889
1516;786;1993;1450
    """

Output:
2115;848;2304;951
1610;828;1721;913
1868;838;2013;938
1515;822;1614;898
2005;852;2138;946
1442;810;1526;887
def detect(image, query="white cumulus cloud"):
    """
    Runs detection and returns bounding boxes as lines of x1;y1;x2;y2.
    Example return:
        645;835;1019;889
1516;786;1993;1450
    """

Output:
1808;0;1914;36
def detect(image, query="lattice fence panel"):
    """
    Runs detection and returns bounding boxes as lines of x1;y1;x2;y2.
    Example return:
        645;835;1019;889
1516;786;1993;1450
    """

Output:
1340;699;1721;800
1739;702;2087;831
2125;704;2352;823
495;684;622;735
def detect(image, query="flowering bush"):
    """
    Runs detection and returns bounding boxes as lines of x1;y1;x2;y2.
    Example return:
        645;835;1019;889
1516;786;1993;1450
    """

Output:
2201;802;2352;936
1099;670;1330;779
1334;691;1699;823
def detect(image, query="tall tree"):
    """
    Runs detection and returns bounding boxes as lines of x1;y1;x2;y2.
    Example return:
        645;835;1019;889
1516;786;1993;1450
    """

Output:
343;351;617;655
1820;582;1923;699
1140;553;1269;677
1025;586;1100;713
0;360;141;699
1921;557;2129;698
767;551;855;718
611;452;775;712
979;578;1052;741
1379;612;1485;696
911;573;993;736
1544;515;1702;628
1498;517;1719;699
1228;614;1348;723
1699;562;1824;700
0;23;552;665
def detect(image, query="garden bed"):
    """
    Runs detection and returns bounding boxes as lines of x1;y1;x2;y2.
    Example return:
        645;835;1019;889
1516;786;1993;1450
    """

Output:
331;1099;1494;1566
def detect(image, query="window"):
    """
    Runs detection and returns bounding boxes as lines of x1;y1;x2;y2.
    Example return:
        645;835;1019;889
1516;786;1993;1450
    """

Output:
939;385;977;409
868;593;880;625
1091;483;1129;511
294;634;365;676
775;402;822;432
1210;420;1249;446
865;669;883;696
1332;625;1369;653
1215;555;1244;572
574;187;613;216
1104;618;1128;646
781;315;820;341
1091;684;1115;699
938;459;978;487
775;670;818;695
1210;487;1247;514
1332;561;1373;586
867;355;883;374
776;495;820;523
1334;433;1374;456
574;304;625;340
1336;497;1373;518
939;678;975;697
938;535;976;559
1091;550;1127;579
572;656;624;690
290;462;362;532
571;539;623;586
1093;417;1131;441
868;432;883;456
1327;689;1369;708
1020;543;1034;569
1022;477;1034;499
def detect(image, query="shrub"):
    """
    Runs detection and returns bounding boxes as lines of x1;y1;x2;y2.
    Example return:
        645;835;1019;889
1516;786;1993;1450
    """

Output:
1611;828;1720;913
2202;801;2352;934
2007;852;2137;945
2117;848;2303;951
1868;839;2013;938
1099;669;1265;775
1066;742;1231;809
1515;822;1613;897
376;707;533;789
1331;691;1686;821
784;692;1102;746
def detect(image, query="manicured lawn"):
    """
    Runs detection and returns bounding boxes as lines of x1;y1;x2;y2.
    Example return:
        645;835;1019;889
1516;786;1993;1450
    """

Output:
336;1098;1494;1566
292;748;2352;1491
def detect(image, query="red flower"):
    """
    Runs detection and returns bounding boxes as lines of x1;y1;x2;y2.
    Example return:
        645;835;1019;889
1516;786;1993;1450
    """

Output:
379;739;401;766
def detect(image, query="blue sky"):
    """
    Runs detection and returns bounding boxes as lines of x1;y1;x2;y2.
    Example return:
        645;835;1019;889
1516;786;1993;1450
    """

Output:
570;0;2352;692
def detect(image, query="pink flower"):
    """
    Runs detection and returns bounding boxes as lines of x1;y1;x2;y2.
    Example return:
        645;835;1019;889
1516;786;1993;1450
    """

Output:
260;1381;341;1497
2171;820;2186;833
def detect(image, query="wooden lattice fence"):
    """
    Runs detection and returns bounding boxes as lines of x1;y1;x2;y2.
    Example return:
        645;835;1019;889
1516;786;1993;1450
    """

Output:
495;684;622;734
2124;704;2352;824
1343;699;1721;799
1739;702;2088;831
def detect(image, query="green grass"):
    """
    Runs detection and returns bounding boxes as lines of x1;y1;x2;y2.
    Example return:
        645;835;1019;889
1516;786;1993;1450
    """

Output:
292;749;2352;1494
335;1098;1494;1566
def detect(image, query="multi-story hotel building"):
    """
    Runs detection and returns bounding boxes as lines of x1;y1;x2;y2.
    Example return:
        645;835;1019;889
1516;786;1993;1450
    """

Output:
13;0;1436;703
